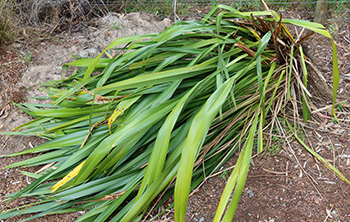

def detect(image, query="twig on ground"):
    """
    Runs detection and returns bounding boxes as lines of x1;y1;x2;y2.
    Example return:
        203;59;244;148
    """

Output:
327;135;336;168
261;167;289;175
276;115;324;199
286;161;289;184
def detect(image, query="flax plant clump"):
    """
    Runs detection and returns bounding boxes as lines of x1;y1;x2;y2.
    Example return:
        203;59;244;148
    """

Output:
1;4;347;222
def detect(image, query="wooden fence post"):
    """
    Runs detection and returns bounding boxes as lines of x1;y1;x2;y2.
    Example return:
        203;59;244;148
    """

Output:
314;0;328;24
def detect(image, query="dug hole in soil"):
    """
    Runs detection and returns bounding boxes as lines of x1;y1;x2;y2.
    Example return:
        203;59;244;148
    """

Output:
1;12;350;222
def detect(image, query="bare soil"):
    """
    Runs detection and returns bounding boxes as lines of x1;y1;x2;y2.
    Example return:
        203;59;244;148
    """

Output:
1;12;349;222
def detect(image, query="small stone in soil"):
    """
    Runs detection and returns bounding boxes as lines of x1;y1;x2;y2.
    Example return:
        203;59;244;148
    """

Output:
247;189;254;198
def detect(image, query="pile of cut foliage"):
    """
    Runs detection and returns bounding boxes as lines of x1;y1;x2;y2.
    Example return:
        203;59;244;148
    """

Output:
1;4;348;222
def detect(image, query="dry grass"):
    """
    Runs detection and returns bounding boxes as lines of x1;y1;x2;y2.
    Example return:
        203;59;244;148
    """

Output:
0;0;17;46
14;0;110;26
0;0;109;43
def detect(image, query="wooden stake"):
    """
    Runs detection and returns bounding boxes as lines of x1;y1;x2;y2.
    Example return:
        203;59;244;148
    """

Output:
314;0;328;24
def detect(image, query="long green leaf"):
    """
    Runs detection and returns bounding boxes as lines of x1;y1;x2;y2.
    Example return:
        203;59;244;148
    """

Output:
175;77;235;221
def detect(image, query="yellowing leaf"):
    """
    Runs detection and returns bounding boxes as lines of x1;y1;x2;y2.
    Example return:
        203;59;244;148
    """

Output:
51;160;86;193
108;108;124;134
108;96;141;134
